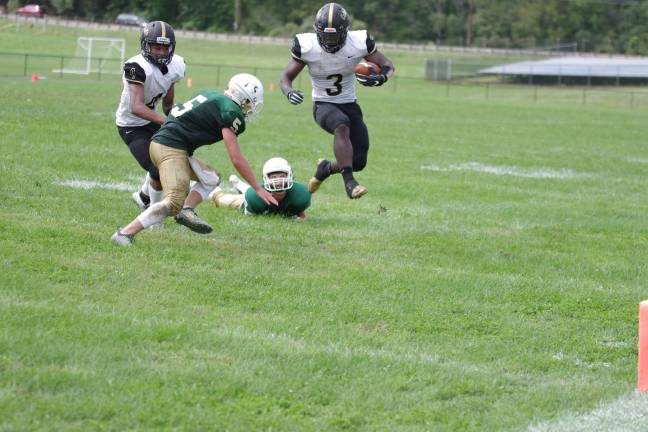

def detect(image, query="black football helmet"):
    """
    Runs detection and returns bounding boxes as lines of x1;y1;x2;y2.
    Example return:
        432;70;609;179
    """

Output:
314;3;349;53
140;21;176;66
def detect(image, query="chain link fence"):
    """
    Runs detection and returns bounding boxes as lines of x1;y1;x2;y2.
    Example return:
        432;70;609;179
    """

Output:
3;51;648;110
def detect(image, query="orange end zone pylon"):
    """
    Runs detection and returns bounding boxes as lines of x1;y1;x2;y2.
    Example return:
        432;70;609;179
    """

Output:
639;301;648;392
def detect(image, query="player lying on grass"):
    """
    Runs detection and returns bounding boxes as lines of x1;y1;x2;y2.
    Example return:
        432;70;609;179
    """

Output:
111;74;277;246
210;157;311;219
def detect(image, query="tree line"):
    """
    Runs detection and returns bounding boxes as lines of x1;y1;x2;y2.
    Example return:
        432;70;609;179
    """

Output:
6;0;648;54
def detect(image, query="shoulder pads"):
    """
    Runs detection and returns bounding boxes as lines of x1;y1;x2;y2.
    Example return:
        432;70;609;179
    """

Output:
348;30;376;55
293;33;316;60
170;54;186;81
123;62;146;84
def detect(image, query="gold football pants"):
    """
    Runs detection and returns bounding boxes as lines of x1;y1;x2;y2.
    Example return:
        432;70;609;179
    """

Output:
149;141;198;215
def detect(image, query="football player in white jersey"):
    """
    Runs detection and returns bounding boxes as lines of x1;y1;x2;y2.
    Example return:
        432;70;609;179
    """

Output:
280;2;394;199
115;21;185;212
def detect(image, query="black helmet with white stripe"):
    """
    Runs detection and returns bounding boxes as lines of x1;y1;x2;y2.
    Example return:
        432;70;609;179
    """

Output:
140;21;176;66
314;3;349;54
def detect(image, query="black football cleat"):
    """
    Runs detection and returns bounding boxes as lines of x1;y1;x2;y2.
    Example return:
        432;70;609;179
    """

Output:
345;180;368;199
307;159;332;194
174;208;213;234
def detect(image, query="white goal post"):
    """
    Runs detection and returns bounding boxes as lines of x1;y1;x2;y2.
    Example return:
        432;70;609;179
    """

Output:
53;37;126;75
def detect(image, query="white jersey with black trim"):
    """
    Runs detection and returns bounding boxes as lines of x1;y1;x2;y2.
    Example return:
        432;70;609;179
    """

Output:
292;30;376;104
115;53;185;127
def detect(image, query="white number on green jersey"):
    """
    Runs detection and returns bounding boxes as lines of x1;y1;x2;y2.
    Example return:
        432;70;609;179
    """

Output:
231;118;242;133
171;94;208;117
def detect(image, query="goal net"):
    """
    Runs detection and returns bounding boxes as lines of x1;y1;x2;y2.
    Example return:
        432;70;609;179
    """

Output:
54;37;126;75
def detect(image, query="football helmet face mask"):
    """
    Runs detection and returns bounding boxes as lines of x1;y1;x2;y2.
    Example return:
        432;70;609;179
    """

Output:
225;74;264;120
314;3;350;54
262;157;294;192
141;21;176;66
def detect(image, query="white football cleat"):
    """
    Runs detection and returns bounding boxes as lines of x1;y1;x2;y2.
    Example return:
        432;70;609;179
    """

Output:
111;229;134;246
229;174;251;194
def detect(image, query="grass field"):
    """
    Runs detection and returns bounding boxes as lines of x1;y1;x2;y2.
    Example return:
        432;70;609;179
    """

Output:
2;23;648;431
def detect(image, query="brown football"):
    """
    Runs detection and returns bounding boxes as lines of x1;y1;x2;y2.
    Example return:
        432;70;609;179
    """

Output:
355;61;381;76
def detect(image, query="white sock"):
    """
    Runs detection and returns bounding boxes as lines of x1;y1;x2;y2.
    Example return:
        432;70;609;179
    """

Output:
136;201;170;228
141;174;150;196
135;180;149;202
235;179;251;194
149;187;164;205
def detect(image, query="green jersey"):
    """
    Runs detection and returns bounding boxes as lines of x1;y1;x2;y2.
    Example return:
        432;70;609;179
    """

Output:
152;90;246;155
244;182;311;217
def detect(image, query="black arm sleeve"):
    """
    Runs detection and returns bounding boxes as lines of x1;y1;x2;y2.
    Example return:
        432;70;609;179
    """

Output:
290;36;302;60
366;32;377;54
123;62;146;84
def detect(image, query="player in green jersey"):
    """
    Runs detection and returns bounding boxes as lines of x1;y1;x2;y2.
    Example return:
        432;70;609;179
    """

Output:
111;73;278;246
210;157;311;219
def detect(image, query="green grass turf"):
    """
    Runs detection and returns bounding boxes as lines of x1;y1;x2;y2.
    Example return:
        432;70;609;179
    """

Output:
1;22;647;431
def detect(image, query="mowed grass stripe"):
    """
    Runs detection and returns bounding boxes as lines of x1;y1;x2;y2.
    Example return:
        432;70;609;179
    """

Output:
0;291;624;393
0;290;631;431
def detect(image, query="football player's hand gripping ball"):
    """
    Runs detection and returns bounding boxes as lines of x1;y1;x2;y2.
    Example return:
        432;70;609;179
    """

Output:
287;90;304;105
356;73;388;87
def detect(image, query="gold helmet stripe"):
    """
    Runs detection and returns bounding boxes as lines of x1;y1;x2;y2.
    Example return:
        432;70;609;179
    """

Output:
160;21;166;38
328;3;334;28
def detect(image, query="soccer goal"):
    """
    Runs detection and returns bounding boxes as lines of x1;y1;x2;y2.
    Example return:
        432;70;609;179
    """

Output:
53;37;126;75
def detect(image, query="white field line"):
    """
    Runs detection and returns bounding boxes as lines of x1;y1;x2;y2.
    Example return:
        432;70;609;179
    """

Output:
209;326;570;387
422;162;584;179
220;325;451;368
627;157;648;164
551;351;611;369
53;178;137;191
526;391;648;432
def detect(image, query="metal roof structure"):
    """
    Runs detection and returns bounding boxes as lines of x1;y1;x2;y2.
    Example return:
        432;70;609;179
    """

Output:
479;56;648;78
